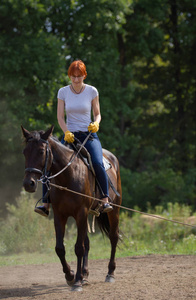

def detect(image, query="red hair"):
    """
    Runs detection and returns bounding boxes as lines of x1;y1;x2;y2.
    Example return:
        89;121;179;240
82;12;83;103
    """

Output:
68;60;87;79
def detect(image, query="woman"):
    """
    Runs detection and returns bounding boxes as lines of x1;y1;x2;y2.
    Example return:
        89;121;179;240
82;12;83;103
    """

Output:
35;60;113;217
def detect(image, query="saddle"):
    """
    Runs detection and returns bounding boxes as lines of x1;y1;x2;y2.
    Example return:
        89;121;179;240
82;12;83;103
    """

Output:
73;143;112;176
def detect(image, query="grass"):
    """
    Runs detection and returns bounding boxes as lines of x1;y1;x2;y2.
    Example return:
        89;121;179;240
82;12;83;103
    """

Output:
0;191;195;267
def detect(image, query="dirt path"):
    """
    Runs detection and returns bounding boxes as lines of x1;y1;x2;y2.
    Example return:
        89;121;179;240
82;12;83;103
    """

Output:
0;255;195;299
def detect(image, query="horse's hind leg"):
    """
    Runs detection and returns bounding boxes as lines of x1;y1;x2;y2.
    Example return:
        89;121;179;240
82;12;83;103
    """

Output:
106;209;120;282
54;215;75;286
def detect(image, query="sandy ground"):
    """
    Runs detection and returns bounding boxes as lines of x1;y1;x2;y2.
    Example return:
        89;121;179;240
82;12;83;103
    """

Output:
0;255;196;300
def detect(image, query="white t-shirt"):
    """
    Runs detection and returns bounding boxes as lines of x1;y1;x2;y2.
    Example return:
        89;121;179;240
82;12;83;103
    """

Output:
57;84;98;132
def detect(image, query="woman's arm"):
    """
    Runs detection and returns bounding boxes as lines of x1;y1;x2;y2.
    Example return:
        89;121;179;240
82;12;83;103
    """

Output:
57;98;68;133
92;95;101;124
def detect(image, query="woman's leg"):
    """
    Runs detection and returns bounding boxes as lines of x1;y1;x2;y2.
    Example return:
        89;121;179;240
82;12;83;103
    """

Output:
77;132;112;212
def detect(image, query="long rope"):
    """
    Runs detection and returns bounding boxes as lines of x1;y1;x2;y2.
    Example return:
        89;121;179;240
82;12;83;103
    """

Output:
49;182;196;229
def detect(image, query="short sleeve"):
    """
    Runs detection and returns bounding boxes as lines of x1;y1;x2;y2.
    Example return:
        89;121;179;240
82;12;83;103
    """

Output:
91;86;99;99
57;87;65;100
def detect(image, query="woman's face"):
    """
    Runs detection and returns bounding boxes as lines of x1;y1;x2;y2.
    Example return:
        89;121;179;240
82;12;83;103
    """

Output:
70;70;84;85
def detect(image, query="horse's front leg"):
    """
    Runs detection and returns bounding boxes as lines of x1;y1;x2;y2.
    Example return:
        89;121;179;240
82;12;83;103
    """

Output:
72;212;88;291
82;233;90;285
54;215;75;286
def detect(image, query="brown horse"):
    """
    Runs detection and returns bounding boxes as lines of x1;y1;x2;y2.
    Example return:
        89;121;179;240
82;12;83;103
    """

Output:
21;125;122;291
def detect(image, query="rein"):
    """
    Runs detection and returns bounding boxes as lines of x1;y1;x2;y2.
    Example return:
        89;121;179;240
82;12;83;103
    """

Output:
47;131;92;180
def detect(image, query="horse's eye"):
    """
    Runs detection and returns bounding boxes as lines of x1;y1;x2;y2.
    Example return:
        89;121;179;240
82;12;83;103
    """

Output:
39;149;45;155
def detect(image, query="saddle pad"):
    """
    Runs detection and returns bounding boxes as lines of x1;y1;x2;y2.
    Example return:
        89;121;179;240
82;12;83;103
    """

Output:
103;156;112;172
83;153;111;175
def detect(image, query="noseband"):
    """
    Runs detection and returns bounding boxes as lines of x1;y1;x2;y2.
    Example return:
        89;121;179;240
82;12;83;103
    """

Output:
25;138;50;178
25;167;43;175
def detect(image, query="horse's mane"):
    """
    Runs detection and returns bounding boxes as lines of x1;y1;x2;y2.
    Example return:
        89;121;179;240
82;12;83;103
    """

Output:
50;135;62;144
25;131;61;143
24;130;72;154
50;135;73;152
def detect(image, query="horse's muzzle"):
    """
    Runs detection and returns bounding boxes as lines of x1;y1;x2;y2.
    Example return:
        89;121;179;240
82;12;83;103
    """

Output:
23;175;37;193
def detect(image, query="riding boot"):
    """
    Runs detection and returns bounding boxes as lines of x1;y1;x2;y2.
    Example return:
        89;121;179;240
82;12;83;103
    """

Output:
34;205;49;217
34;180;50;217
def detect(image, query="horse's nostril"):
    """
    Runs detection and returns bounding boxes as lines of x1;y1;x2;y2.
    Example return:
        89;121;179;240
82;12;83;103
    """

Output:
23;177;37;192
30;180;35;187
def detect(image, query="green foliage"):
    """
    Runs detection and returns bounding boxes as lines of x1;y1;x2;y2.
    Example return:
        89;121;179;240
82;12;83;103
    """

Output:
0;0;64;203
0;192;195;262
121;166;196;210
0;190;55;254
119;203;196;255
121;0;196;174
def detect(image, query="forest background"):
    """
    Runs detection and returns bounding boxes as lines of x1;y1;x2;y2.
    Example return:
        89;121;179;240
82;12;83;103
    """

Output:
0;0;195;218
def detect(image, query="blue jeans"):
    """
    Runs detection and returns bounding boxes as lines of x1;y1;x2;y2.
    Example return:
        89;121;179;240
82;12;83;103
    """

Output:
43;132;109;203
73;132;109;198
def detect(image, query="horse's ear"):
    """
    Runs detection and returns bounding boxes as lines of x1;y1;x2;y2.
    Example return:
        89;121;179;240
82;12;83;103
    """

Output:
21;125;30;140
41;125;54;141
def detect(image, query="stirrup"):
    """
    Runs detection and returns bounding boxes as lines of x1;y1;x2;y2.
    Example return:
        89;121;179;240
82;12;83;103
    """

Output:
88;208;100;217
34;206;49;217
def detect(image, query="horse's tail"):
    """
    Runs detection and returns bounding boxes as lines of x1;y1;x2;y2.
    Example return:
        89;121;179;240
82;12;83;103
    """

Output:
96;213;110;238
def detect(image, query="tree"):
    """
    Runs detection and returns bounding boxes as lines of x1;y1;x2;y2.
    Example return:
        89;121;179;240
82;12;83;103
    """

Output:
119;0;196;173
0;0;63;212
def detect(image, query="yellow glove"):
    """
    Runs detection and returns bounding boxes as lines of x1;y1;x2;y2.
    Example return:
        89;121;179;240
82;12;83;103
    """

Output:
88;121;99;133
64;130;74;143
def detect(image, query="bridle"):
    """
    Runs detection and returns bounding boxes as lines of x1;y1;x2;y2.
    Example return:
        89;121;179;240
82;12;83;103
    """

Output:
25;138;51;179
24;131;92;208
24;131;92;185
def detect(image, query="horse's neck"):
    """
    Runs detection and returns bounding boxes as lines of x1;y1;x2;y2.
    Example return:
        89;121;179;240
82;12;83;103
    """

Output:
49;138;74;177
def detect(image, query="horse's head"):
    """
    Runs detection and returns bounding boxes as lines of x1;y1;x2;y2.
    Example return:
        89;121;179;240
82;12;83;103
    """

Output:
21;125;54;193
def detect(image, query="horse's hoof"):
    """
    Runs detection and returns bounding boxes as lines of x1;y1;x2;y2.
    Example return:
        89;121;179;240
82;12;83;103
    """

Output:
71;282;83;292
66;278;75;287
66;271;75;286
82;278;90;286
105;274;115;283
